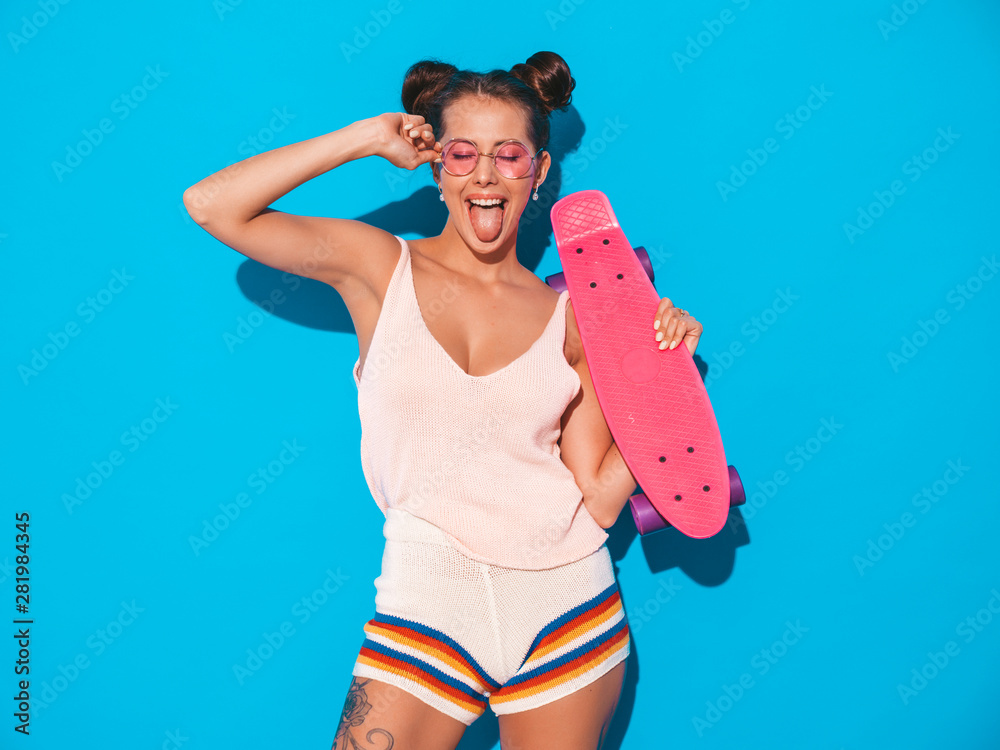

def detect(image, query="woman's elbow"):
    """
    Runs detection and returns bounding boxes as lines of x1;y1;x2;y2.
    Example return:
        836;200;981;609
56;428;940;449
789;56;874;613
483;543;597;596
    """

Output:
182;185;214;225
596;514;616;530
582;493;615;529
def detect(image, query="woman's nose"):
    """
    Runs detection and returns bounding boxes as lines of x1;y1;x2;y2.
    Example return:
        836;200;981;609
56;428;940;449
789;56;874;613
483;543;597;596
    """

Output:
472;151;498;183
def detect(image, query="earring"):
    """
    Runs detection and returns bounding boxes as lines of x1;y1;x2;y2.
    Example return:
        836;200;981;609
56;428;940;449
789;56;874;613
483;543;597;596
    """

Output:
438;185;444;202
532;186;539;201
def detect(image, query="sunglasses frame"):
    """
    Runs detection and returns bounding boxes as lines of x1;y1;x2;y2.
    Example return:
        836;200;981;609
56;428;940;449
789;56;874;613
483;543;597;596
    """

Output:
438;138;544;179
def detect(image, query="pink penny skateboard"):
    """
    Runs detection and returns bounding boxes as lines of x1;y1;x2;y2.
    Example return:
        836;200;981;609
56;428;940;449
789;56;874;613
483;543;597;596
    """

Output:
547;190;744;538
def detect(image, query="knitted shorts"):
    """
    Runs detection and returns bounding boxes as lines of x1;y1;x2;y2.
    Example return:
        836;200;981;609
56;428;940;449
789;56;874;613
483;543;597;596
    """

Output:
351;509;631;725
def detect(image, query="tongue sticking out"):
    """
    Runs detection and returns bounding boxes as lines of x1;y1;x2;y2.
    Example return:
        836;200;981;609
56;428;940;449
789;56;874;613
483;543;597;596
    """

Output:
469;202;505;243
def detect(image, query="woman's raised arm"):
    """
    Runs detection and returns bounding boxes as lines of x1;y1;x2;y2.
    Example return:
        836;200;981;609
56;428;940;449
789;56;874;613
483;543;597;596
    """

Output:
181;113;440;293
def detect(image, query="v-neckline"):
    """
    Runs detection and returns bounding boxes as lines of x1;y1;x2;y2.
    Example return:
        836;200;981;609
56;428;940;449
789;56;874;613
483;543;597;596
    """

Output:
408;249;564;380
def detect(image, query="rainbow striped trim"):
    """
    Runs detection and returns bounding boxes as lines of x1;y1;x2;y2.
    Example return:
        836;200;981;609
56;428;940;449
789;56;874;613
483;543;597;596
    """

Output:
352;583;630;722
354;613;499;720
490;583;630;709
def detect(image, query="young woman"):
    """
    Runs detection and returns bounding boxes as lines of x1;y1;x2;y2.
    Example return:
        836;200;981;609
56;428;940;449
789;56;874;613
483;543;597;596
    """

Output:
184;51;702;750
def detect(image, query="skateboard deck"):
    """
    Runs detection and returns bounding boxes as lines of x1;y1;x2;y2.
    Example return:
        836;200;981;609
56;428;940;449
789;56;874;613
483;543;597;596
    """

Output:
550;190;731;538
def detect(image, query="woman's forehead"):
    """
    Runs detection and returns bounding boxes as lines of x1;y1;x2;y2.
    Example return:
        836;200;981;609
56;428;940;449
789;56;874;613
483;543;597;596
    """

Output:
441;96;531;142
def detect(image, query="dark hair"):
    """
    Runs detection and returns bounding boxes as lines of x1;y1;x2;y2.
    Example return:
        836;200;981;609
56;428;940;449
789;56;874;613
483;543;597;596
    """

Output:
401;51;575;152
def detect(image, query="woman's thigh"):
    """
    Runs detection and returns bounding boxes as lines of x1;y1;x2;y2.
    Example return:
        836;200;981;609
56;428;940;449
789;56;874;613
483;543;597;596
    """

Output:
495;660;626;750
332;676;467;750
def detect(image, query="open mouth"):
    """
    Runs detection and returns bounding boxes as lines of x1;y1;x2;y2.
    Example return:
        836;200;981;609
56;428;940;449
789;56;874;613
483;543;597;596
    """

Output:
466;197;508;243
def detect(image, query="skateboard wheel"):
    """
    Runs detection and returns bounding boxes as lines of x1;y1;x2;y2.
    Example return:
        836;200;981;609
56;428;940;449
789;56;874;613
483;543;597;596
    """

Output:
633;246;655;283
630;467;744;535
628;491;671;535
728;465;745;508
544;271;567;293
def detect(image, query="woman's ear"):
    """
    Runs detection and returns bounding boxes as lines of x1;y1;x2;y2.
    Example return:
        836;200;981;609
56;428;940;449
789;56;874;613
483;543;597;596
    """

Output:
534;150;552;191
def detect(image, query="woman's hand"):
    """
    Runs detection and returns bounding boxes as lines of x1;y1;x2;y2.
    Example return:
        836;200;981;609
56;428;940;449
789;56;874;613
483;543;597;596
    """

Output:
653;297;703;356
369;112;442;170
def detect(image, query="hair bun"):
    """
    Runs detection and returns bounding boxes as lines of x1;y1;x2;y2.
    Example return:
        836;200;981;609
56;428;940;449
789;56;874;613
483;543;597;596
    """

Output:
510;51;575;115
401;59;458;118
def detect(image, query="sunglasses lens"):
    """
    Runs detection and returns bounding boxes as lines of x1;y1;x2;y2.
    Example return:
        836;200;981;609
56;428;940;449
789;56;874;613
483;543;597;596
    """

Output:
494;142;532;177
442;140;478;175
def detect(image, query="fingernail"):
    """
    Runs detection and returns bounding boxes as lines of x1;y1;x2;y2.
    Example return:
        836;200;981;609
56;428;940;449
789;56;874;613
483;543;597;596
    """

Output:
669;341;677;350
659;340;667;350
653;318;660;330
655;332;663;342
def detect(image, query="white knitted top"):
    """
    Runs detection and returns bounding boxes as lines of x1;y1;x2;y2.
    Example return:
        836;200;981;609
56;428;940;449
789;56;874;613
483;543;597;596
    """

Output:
352;236;609;570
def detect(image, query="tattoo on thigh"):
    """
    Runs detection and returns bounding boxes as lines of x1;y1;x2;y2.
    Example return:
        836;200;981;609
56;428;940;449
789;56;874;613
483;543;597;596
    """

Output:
332;678;396;750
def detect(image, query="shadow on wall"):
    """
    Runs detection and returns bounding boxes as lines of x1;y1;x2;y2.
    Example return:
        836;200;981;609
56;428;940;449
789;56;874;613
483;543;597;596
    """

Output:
232;105;586;333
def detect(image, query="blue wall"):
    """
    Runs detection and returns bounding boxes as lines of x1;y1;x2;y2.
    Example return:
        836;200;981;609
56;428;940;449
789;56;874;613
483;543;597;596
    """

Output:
4;0;998;748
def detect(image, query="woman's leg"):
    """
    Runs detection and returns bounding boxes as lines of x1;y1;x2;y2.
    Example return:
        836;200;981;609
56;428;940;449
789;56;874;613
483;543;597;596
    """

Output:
339;514;502;747
332;675;467;750
495;660;626;750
